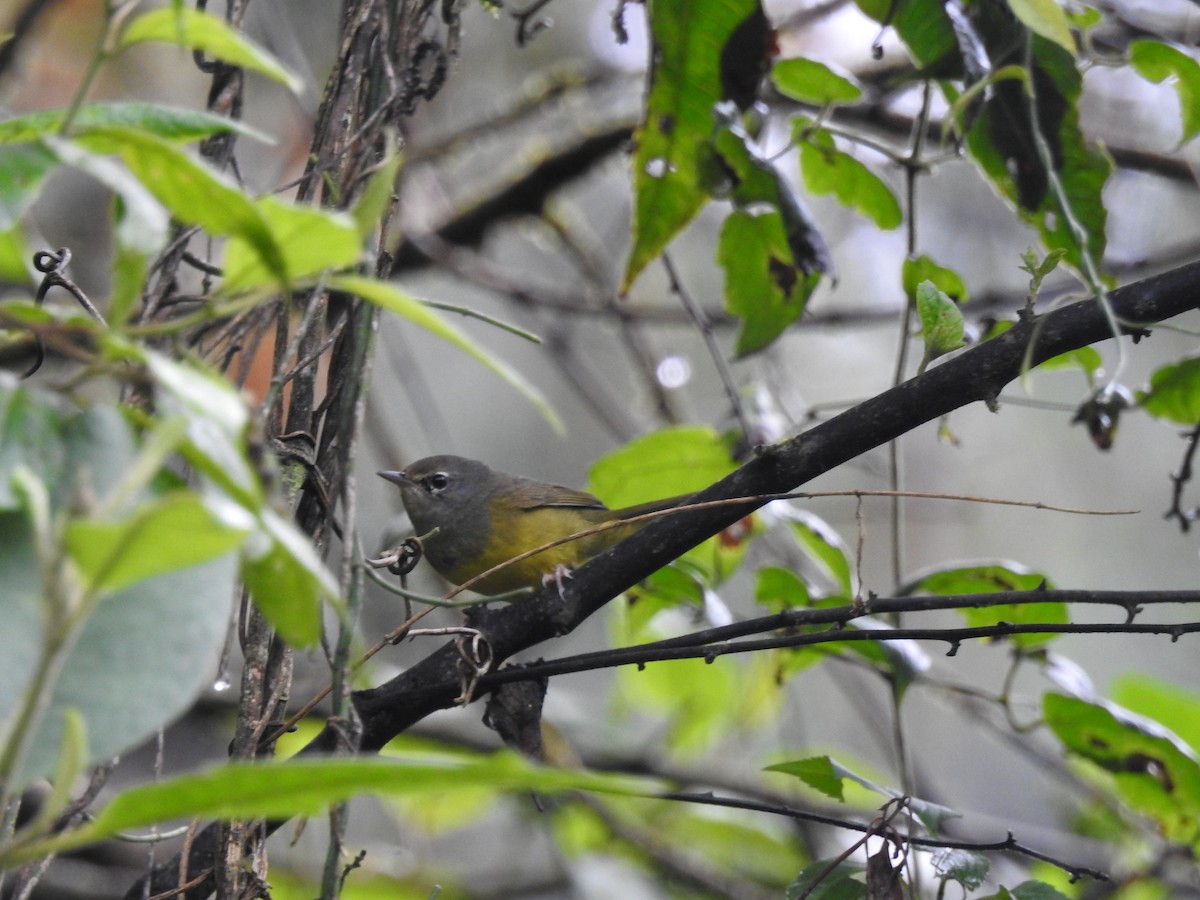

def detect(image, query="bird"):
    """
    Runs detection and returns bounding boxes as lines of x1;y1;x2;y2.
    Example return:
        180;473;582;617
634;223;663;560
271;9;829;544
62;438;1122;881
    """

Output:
378;455;683;595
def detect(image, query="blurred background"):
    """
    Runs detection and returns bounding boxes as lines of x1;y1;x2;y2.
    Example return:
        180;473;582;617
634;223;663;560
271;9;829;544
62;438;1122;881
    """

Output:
5;0;1200;896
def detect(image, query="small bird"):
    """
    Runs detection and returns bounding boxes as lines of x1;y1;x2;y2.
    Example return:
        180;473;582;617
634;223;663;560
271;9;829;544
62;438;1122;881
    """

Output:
378;455;683;595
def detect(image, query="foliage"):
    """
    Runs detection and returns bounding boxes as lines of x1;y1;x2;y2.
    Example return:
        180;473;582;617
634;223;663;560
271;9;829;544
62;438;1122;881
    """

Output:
2;1;1200;898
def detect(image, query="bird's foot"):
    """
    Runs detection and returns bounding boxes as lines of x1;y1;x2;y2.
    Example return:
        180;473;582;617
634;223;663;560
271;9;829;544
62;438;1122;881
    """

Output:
542;564;574;599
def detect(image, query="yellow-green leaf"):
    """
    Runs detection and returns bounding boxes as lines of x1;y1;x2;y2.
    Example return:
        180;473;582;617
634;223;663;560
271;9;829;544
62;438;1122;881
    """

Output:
118;7;301;93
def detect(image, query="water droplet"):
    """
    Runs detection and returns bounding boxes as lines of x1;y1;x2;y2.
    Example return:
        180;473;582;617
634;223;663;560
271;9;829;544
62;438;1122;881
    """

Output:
656;355;691;389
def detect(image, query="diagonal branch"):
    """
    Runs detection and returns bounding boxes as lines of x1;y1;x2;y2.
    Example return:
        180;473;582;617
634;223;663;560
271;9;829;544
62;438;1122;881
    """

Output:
124;260;1200;899
347;260;1200;750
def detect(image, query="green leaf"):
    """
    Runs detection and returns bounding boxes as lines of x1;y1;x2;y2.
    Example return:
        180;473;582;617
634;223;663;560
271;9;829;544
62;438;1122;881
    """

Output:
904;562;1063;650
786;860;864;900
17;709;87;841
352;149;402;237
961;38;1110;275
589;426;736;507
1036;344;1102;378
772;58;862;105
719;208;819;356
221;196;361;293
983;319;1101;378
0;226;32;284
618;567;708;643
330;275;563;433
623;0;764;290
779;508;852;598
117;7;301;92
592;427;746;587
916;280;966;363
853;0;957;70
66;493;249;595
1111;674;1200;755
1044;694;1200;845
5;751;651;864
241;507;336;649
1007;0;1075;54
142;349;248;435
930;848;989;890
765;755;845;801
1018;245;1066;298
713;118;832;277
1130;40;1200;143
1069;8;1103;33
72;127;285;285
755;566;810;611
1009;882;1072;900
797;128;902;229
15;554;239;788
902;255;968;304
1138;356;1200;425
0;102;271;145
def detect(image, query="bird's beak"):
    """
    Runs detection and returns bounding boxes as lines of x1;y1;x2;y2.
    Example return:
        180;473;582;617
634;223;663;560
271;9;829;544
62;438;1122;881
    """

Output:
377;470;408;487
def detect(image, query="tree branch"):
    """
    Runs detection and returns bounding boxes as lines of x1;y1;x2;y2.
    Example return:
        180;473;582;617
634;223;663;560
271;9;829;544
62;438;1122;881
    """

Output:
348;260;1200;749
124;260;1200;900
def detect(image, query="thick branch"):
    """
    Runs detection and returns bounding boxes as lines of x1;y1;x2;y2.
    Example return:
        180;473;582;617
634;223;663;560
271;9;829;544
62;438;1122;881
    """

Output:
349;260;1200;748
125;262;1200;900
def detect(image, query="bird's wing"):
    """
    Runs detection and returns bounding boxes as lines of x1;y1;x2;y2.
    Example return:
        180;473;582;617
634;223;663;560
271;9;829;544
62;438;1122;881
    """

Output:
513;480;608;510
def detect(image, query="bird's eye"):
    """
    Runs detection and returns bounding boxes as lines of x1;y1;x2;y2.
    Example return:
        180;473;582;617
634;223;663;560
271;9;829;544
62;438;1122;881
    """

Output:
427;472;450;493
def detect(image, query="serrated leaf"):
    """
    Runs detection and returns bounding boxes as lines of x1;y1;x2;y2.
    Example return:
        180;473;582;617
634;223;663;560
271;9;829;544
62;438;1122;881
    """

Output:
765;755;845;801
117;7;301;93
1018;246;1066;296
1138;356;1200;424
931;848;989;889
916;280;965;362
329;275;563;433
772;58;863;105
